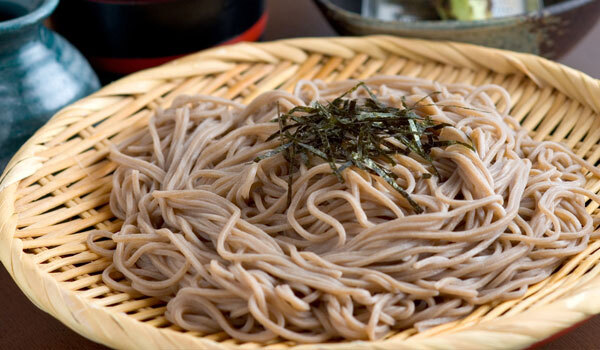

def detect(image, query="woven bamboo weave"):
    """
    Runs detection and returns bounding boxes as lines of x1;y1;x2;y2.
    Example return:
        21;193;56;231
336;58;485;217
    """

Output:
2;36;600;350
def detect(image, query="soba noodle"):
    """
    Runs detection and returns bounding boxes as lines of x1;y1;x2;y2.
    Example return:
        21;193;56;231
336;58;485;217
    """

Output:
88;76;600;343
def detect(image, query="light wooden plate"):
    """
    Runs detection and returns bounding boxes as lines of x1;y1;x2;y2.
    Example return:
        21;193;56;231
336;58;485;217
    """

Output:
2;36;600;350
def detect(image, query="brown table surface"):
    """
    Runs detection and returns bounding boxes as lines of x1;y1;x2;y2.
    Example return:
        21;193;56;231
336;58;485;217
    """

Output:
2;1;599;349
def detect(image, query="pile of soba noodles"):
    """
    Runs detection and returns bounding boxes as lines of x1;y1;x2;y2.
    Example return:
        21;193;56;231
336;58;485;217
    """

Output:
88;76;600;343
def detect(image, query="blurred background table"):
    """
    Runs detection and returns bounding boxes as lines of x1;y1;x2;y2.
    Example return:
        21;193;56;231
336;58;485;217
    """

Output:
1;1;599;349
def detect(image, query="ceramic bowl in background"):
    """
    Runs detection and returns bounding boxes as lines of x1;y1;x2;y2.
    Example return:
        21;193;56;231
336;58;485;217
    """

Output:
0;0;100;171
313;0;600;59
51;0;267;83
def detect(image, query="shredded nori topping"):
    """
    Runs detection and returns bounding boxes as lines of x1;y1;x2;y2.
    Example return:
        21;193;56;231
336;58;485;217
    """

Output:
255;82;473;214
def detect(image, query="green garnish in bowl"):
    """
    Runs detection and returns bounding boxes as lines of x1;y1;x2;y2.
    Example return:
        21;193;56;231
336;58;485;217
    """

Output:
435;0;491;21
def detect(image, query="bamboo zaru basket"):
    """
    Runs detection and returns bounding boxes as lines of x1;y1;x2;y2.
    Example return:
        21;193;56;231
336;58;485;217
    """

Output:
2;36;600;350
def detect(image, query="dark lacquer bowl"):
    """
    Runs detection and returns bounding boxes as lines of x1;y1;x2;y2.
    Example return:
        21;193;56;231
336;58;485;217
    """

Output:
51;0;267;82
313;0;600;59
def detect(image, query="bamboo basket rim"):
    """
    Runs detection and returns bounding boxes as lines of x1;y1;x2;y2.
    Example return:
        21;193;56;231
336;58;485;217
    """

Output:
2;35;600;350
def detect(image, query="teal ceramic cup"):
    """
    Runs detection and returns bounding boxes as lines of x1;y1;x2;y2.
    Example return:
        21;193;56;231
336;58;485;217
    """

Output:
0;0;100;171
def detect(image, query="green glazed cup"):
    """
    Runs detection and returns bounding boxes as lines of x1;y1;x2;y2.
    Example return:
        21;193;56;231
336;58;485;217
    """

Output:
0;0;100;171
